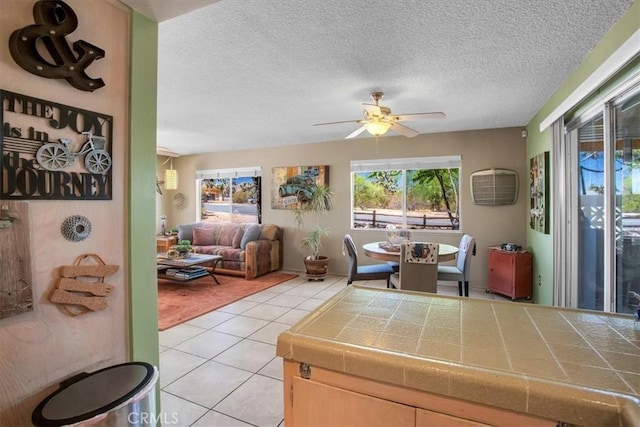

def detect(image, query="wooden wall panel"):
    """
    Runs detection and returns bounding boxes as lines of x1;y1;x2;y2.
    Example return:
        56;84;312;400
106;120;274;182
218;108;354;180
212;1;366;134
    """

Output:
0;202;33;319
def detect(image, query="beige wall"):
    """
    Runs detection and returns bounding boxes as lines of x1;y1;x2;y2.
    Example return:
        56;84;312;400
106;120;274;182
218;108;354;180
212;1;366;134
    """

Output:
0;1;130;423
162;127;528;289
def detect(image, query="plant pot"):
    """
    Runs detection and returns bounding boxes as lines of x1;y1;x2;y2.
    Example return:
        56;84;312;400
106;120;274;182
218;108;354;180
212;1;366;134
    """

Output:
303;256;329;281
167;249;191;259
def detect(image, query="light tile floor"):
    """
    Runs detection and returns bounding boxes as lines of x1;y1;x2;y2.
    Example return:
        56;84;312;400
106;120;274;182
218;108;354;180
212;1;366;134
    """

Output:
159;272;512;427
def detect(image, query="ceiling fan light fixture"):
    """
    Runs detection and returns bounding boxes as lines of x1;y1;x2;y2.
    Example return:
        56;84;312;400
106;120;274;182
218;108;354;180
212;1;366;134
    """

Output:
364;120;392;136
313;91;444;139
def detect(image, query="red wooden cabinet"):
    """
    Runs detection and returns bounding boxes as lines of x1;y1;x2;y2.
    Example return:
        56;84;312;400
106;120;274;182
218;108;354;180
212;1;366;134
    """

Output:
487;248;532;300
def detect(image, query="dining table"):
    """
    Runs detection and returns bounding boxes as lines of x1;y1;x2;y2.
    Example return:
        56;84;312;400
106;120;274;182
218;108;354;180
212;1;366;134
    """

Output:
363;241;458;262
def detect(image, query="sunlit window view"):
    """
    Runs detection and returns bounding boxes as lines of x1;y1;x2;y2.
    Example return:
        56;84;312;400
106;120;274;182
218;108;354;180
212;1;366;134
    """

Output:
573;90;640;314
351;157;460;230
200;176;261;224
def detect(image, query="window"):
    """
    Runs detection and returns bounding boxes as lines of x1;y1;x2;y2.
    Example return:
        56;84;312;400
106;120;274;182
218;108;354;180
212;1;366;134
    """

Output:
196;167;262;224
351;156;461;230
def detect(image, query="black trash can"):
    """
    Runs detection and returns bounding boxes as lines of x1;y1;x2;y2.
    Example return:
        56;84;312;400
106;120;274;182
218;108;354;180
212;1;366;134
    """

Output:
32;362;159;426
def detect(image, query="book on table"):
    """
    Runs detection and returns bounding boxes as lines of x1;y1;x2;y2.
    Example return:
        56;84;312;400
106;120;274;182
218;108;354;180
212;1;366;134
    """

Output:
179;266;207;273
173;266;208;279
163;268;180;276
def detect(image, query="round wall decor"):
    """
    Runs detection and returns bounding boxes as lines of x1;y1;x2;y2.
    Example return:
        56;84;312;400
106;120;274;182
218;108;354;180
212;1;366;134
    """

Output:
173;192;186;209
61;215;92;242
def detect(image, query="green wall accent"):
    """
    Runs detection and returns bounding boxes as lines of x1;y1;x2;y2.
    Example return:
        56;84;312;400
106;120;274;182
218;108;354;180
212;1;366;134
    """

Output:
129;12;159;366
526;1;640;306
525;126;553;305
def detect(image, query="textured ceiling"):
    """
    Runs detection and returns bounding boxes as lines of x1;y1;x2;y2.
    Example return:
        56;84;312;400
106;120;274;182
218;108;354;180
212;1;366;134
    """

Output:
119;0;219;22
146;0;634;155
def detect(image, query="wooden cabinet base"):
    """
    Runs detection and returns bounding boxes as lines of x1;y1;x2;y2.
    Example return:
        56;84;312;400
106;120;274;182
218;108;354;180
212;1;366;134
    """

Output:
487;248;533;300
292;377;415;426
283;360;555;427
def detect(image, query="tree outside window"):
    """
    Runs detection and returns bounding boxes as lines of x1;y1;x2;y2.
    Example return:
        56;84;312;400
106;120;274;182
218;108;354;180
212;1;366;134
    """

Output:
352;157;460;230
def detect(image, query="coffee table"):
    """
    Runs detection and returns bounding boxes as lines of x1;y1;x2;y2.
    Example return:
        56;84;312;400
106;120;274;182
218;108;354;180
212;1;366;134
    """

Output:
157;253;223;284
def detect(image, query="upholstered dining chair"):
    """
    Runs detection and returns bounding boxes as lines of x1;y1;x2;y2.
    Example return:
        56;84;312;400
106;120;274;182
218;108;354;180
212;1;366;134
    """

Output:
437;234;476;297
344;234;395;287
390;242;439;293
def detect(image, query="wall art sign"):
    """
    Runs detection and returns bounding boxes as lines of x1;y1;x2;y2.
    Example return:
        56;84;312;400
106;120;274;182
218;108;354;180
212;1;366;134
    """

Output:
9;0;105;92
530;151;549;233
271;165;329;210
1;90;113;200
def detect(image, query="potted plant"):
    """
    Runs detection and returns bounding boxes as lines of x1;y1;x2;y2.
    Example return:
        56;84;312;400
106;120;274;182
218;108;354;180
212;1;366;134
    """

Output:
294;184;334;281
170;239;192;258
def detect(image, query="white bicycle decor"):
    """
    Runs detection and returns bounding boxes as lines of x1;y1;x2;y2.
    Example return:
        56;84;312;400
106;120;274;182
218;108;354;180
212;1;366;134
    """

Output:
36;132;112;175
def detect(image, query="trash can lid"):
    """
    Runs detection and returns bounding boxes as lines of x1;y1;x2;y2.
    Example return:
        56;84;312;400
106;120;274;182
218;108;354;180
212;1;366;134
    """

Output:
32;362;156;426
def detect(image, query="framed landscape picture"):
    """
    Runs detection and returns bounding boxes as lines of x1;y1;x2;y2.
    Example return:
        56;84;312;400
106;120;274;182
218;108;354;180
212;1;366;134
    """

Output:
530;151;549;233
271;165;329;210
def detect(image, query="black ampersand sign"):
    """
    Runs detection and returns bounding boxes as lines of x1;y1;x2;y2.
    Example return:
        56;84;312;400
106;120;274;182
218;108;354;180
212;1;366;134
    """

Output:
9;0;105;92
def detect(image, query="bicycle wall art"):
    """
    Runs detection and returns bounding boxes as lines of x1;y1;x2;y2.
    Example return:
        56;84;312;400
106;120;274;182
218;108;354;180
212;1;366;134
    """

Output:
0;90;113;200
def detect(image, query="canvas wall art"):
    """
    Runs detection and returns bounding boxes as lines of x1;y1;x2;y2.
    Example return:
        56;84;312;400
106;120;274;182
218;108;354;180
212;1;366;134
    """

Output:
271;165;329;210
530;151;549;233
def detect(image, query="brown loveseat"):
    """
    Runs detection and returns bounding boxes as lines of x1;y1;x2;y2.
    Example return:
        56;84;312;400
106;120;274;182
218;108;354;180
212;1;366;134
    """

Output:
177;222;283;280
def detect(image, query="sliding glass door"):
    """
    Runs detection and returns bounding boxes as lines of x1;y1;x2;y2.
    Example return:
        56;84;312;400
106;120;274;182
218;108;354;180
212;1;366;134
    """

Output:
574;113;606;310
563;84;640;313
613;91;640;315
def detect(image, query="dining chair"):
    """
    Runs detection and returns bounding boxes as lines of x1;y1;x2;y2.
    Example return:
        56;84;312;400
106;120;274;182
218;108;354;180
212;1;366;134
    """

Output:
390;242;439;293
437;234;476;297
387;261;400;273
343;234;395;287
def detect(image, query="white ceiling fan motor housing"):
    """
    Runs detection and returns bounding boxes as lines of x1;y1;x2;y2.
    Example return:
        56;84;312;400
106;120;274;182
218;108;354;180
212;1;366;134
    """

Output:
470;168;518;205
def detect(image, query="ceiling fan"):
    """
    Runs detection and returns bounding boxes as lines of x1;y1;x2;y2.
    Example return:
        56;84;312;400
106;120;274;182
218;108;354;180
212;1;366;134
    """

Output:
313;92;445;139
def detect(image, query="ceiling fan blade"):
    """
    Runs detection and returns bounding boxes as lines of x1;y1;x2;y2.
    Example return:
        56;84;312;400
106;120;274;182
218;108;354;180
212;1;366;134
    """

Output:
313;119;361;126
346;125;367;139
395;112;446;121
391;122;419;138
363;103;382;117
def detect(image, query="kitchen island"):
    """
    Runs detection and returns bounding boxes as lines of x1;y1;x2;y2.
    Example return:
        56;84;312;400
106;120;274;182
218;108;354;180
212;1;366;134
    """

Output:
276;285;639;426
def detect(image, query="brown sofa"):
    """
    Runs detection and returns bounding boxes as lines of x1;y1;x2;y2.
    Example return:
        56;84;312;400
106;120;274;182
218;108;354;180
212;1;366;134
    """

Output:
177;222;283;280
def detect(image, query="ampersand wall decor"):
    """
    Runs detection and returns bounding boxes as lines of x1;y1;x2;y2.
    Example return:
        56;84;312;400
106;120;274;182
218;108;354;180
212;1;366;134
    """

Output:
8;0;106;92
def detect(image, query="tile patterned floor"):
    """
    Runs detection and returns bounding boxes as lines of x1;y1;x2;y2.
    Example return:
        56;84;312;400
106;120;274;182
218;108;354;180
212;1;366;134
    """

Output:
159;273;511;426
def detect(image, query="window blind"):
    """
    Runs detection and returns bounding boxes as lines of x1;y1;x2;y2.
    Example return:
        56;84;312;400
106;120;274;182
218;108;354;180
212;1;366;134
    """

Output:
350;156;461;172
196;167;262;180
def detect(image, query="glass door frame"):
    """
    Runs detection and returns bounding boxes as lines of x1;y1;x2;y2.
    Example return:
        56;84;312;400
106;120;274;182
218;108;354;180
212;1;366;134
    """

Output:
558;76;640;313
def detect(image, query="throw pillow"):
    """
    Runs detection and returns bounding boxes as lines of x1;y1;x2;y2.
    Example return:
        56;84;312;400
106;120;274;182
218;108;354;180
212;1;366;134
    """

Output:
192;227;216;246
217;225;239;246
232;227;244;249
240;224;262;249
177;223;203;242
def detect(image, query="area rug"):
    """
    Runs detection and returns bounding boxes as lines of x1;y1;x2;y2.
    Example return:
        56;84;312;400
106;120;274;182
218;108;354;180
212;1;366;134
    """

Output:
158;272;298;331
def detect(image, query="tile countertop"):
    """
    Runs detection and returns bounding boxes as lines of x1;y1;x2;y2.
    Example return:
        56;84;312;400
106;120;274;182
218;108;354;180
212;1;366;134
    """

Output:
276;286;640;426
